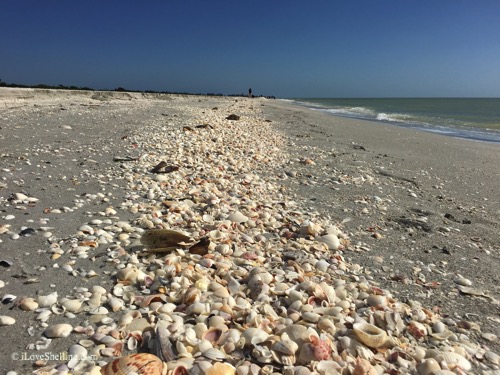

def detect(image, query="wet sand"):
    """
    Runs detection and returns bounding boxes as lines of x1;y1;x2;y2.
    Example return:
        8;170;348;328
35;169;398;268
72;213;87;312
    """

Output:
0;88;499;373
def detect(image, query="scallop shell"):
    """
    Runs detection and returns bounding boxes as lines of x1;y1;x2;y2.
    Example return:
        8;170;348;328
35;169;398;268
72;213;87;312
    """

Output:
101;353;164;375
353;322;388;348
205;362;236;375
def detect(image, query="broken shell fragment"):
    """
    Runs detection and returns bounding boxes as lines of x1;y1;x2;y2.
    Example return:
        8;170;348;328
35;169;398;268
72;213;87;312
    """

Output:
353;322;388;348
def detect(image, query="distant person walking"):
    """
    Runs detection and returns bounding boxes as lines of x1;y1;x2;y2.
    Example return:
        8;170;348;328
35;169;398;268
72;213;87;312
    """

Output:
248;88;252;98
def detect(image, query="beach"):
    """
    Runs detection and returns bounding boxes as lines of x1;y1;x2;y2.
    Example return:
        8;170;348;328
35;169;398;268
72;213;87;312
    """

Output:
0;88;499;374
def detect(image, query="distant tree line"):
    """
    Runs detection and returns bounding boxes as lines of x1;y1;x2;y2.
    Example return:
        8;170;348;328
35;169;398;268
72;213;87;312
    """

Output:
0;79;275;98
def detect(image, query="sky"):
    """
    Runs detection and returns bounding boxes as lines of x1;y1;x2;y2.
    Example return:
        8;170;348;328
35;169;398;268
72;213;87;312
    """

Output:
1;1;500;98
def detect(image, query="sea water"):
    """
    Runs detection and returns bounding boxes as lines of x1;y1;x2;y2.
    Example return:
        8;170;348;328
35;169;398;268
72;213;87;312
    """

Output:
289;98;500;144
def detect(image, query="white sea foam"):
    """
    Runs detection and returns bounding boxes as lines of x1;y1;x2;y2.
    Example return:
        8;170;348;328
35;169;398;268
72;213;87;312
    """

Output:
376;112;412;123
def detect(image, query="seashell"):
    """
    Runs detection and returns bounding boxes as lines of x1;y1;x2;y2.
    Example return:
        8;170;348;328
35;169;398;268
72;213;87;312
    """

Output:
203;327;224;344
202;347;226;361
208;230;228;242
141;229;191;252
227;211;248;223
317;234;340;250
315;360;342;375
353;322;389;348
241;328;269;346
484;351;500;365
272;339;299;356
1;294;17;304
0;315;15;326
309;335;332;360
205;362;236;375
366;294;387;308
107;295;125;312
407;321;427;340
353;358;377;375
155;326;177;362
417;358;441;375
60;298;84;312
300;221;322;236
100;353;164;375
37;292;58;307
116;266;140;283
67;344;88;369
44;323;73;338
435;352;471;371
51;304;66;314
89;306;109;315
453;275;472;286
18;297;39;311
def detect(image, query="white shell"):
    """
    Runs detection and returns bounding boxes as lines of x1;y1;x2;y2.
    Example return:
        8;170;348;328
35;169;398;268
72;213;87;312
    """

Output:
227;211;248;223
317;234;340;250
435;352;471;371
44;323;73;338
0;315;15;326
37;292;58;307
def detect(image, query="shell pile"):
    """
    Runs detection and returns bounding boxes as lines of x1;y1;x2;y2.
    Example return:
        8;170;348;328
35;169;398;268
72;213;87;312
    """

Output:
1;94;499;375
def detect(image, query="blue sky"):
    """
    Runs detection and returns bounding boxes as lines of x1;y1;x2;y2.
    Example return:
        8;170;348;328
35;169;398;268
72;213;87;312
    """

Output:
1;1;500;98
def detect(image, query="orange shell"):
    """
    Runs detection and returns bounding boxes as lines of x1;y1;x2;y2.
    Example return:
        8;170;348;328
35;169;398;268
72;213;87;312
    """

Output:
100;353;163;375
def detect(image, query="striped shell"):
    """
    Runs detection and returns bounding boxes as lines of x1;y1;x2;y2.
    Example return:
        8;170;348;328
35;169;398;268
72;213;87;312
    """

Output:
100;353;163;375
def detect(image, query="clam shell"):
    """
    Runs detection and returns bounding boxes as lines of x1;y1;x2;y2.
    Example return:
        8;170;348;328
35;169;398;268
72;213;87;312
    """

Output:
141;229;191;252
353;322;388;348
0;315;15;326
44;323;73;338
317;234;340;250
61;298;84;312
227;211;248;223
155;327;177;362
18;297;39;311
435;352;471;371
101;353;163;375
37;292;58;307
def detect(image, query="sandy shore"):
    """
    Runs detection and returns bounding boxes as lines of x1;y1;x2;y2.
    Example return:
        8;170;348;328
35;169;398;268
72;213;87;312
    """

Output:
0;88;499;374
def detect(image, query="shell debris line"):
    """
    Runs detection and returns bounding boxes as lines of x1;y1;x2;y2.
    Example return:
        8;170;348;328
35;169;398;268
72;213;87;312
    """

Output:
0;94;499;375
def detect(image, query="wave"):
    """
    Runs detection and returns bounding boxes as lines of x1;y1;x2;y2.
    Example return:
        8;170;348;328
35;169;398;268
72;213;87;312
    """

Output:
291;99;500;144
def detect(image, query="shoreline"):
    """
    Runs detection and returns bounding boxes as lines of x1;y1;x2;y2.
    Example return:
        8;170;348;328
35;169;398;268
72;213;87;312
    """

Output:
285;98;500;145
0;89;498;373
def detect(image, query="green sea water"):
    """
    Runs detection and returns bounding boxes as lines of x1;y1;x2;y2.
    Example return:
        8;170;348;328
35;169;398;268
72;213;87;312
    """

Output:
290;98;500;143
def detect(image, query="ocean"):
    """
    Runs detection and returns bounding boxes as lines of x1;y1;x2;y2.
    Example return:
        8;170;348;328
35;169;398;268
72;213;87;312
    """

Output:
289;98;500;144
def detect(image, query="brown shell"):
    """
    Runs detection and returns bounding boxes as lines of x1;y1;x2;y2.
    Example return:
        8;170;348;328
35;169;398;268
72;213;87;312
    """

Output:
100;353;163;375
141;229;192;252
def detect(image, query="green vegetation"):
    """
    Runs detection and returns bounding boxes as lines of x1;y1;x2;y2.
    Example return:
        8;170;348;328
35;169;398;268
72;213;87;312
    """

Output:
0;80;248;97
